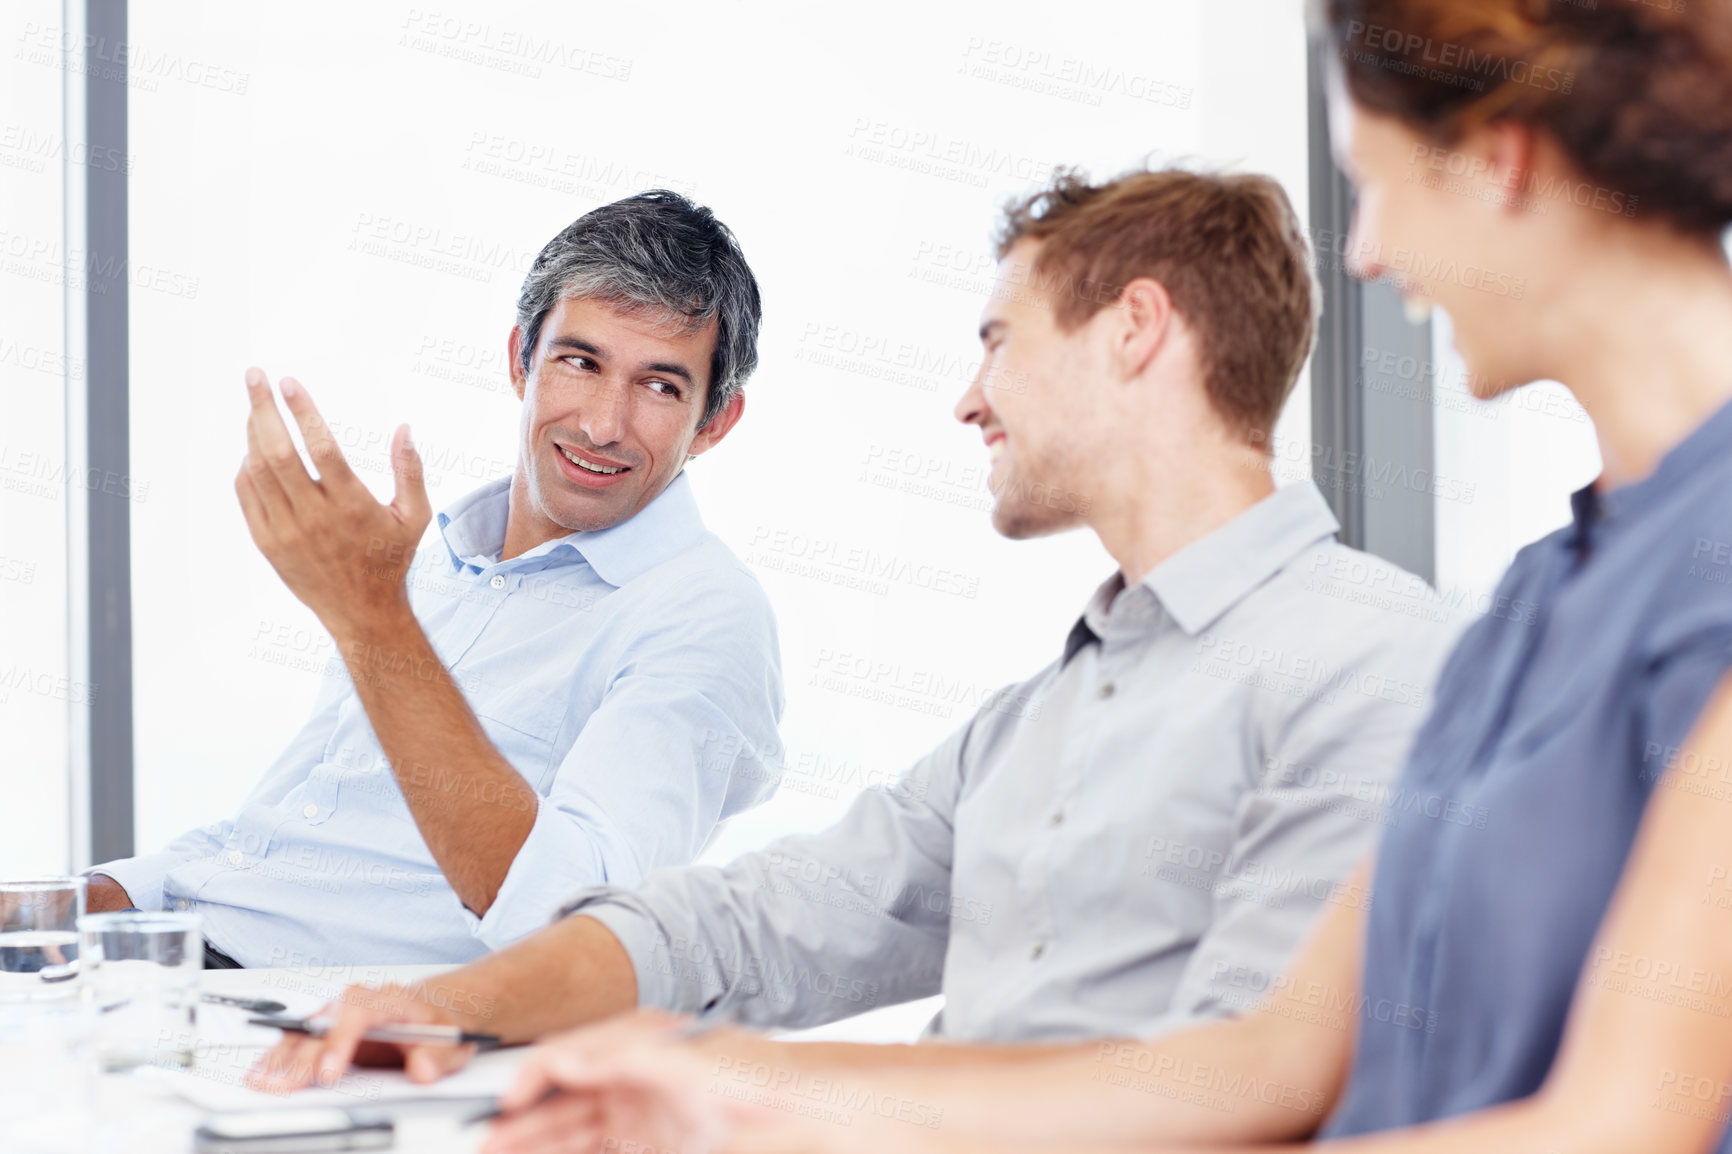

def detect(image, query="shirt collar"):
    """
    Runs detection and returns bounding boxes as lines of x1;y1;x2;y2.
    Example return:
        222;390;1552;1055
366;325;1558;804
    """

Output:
1060;482;1341;663
435;470;708;587
1144;482;1340;635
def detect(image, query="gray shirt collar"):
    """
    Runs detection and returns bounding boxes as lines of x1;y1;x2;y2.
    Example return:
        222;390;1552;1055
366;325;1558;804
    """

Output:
1064;482;1341;663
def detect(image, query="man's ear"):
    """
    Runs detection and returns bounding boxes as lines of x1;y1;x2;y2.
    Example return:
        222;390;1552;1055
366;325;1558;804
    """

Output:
507;325;529;401
1116;277;1175;383
688;389;746;458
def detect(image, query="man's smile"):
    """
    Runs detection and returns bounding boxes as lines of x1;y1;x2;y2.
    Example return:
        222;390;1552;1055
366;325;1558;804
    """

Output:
553;440;633;488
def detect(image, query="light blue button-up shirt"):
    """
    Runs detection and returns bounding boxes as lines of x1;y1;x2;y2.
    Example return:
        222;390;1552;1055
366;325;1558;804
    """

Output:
98;471;784;967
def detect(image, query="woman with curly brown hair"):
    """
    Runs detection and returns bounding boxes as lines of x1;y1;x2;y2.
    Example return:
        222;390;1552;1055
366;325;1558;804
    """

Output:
460;2;1732;1151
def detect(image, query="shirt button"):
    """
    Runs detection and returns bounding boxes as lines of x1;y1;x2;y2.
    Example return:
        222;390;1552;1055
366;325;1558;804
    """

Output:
303;803;319;819
175;899;190;911
1098;683;1116;700
1049;811;1064;827
1030;942;1046;961
226;850;243;866
490;575;506;590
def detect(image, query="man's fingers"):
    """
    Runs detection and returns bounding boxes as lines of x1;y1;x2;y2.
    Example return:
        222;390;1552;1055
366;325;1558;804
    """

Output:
305;1001;386;1087
390;424;432;533
405;1041;477;1083
246;1035;298;1088
279;376;359;491
245;366;318;507
245;414;294;522
249;1034;327;1092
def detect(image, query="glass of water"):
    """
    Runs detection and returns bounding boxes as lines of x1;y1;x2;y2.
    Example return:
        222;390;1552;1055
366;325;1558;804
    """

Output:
0;877;87;1002
76;911;202;1073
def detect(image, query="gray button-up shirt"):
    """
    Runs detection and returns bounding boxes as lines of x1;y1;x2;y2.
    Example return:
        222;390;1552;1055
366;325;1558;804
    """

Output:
565;483;1457;1042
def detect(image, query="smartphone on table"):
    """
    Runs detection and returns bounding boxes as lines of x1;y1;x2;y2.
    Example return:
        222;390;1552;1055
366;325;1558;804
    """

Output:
192;1108;393;1153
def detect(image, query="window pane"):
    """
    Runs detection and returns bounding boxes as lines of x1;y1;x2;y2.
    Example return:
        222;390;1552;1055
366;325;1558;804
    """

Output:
0;0;72;874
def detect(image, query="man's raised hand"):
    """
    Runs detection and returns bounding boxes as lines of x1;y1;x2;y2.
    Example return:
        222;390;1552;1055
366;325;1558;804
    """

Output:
234;367;431;639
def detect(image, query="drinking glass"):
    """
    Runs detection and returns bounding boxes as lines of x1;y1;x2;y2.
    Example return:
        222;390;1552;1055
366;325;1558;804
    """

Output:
76;911;202;1072
0;877;86;1002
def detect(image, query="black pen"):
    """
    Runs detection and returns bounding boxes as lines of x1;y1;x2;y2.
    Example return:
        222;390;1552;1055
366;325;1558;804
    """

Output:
204;992;289;1014
248;1015;502;1050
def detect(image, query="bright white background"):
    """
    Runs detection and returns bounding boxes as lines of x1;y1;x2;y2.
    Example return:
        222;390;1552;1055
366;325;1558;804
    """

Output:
0;0;1616;879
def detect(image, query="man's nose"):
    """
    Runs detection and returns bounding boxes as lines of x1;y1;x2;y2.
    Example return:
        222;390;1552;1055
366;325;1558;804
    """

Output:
954;369;990;426
578;378;630;446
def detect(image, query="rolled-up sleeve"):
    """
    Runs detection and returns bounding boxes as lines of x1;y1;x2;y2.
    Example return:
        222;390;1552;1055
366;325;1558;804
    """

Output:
560;714;979;1030
467;675;778;951
466;572;785;951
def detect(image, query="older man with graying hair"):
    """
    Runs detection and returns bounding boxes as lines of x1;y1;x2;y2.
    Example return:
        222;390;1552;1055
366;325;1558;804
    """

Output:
83;190;786;971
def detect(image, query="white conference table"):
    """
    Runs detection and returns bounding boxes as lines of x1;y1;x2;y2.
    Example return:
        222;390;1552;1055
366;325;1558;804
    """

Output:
3;963;941;1154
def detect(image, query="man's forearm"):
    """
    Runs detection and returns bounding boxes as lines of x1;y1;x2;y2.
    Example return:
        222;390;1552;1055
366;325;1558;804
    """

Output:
85;874;134;912
418;915;639;1044
332;603;537;917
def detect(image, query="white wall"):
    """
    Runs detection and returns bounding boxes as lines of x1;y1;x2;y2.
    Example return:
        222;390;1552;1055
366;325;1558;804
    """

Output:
107;1;1312;861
